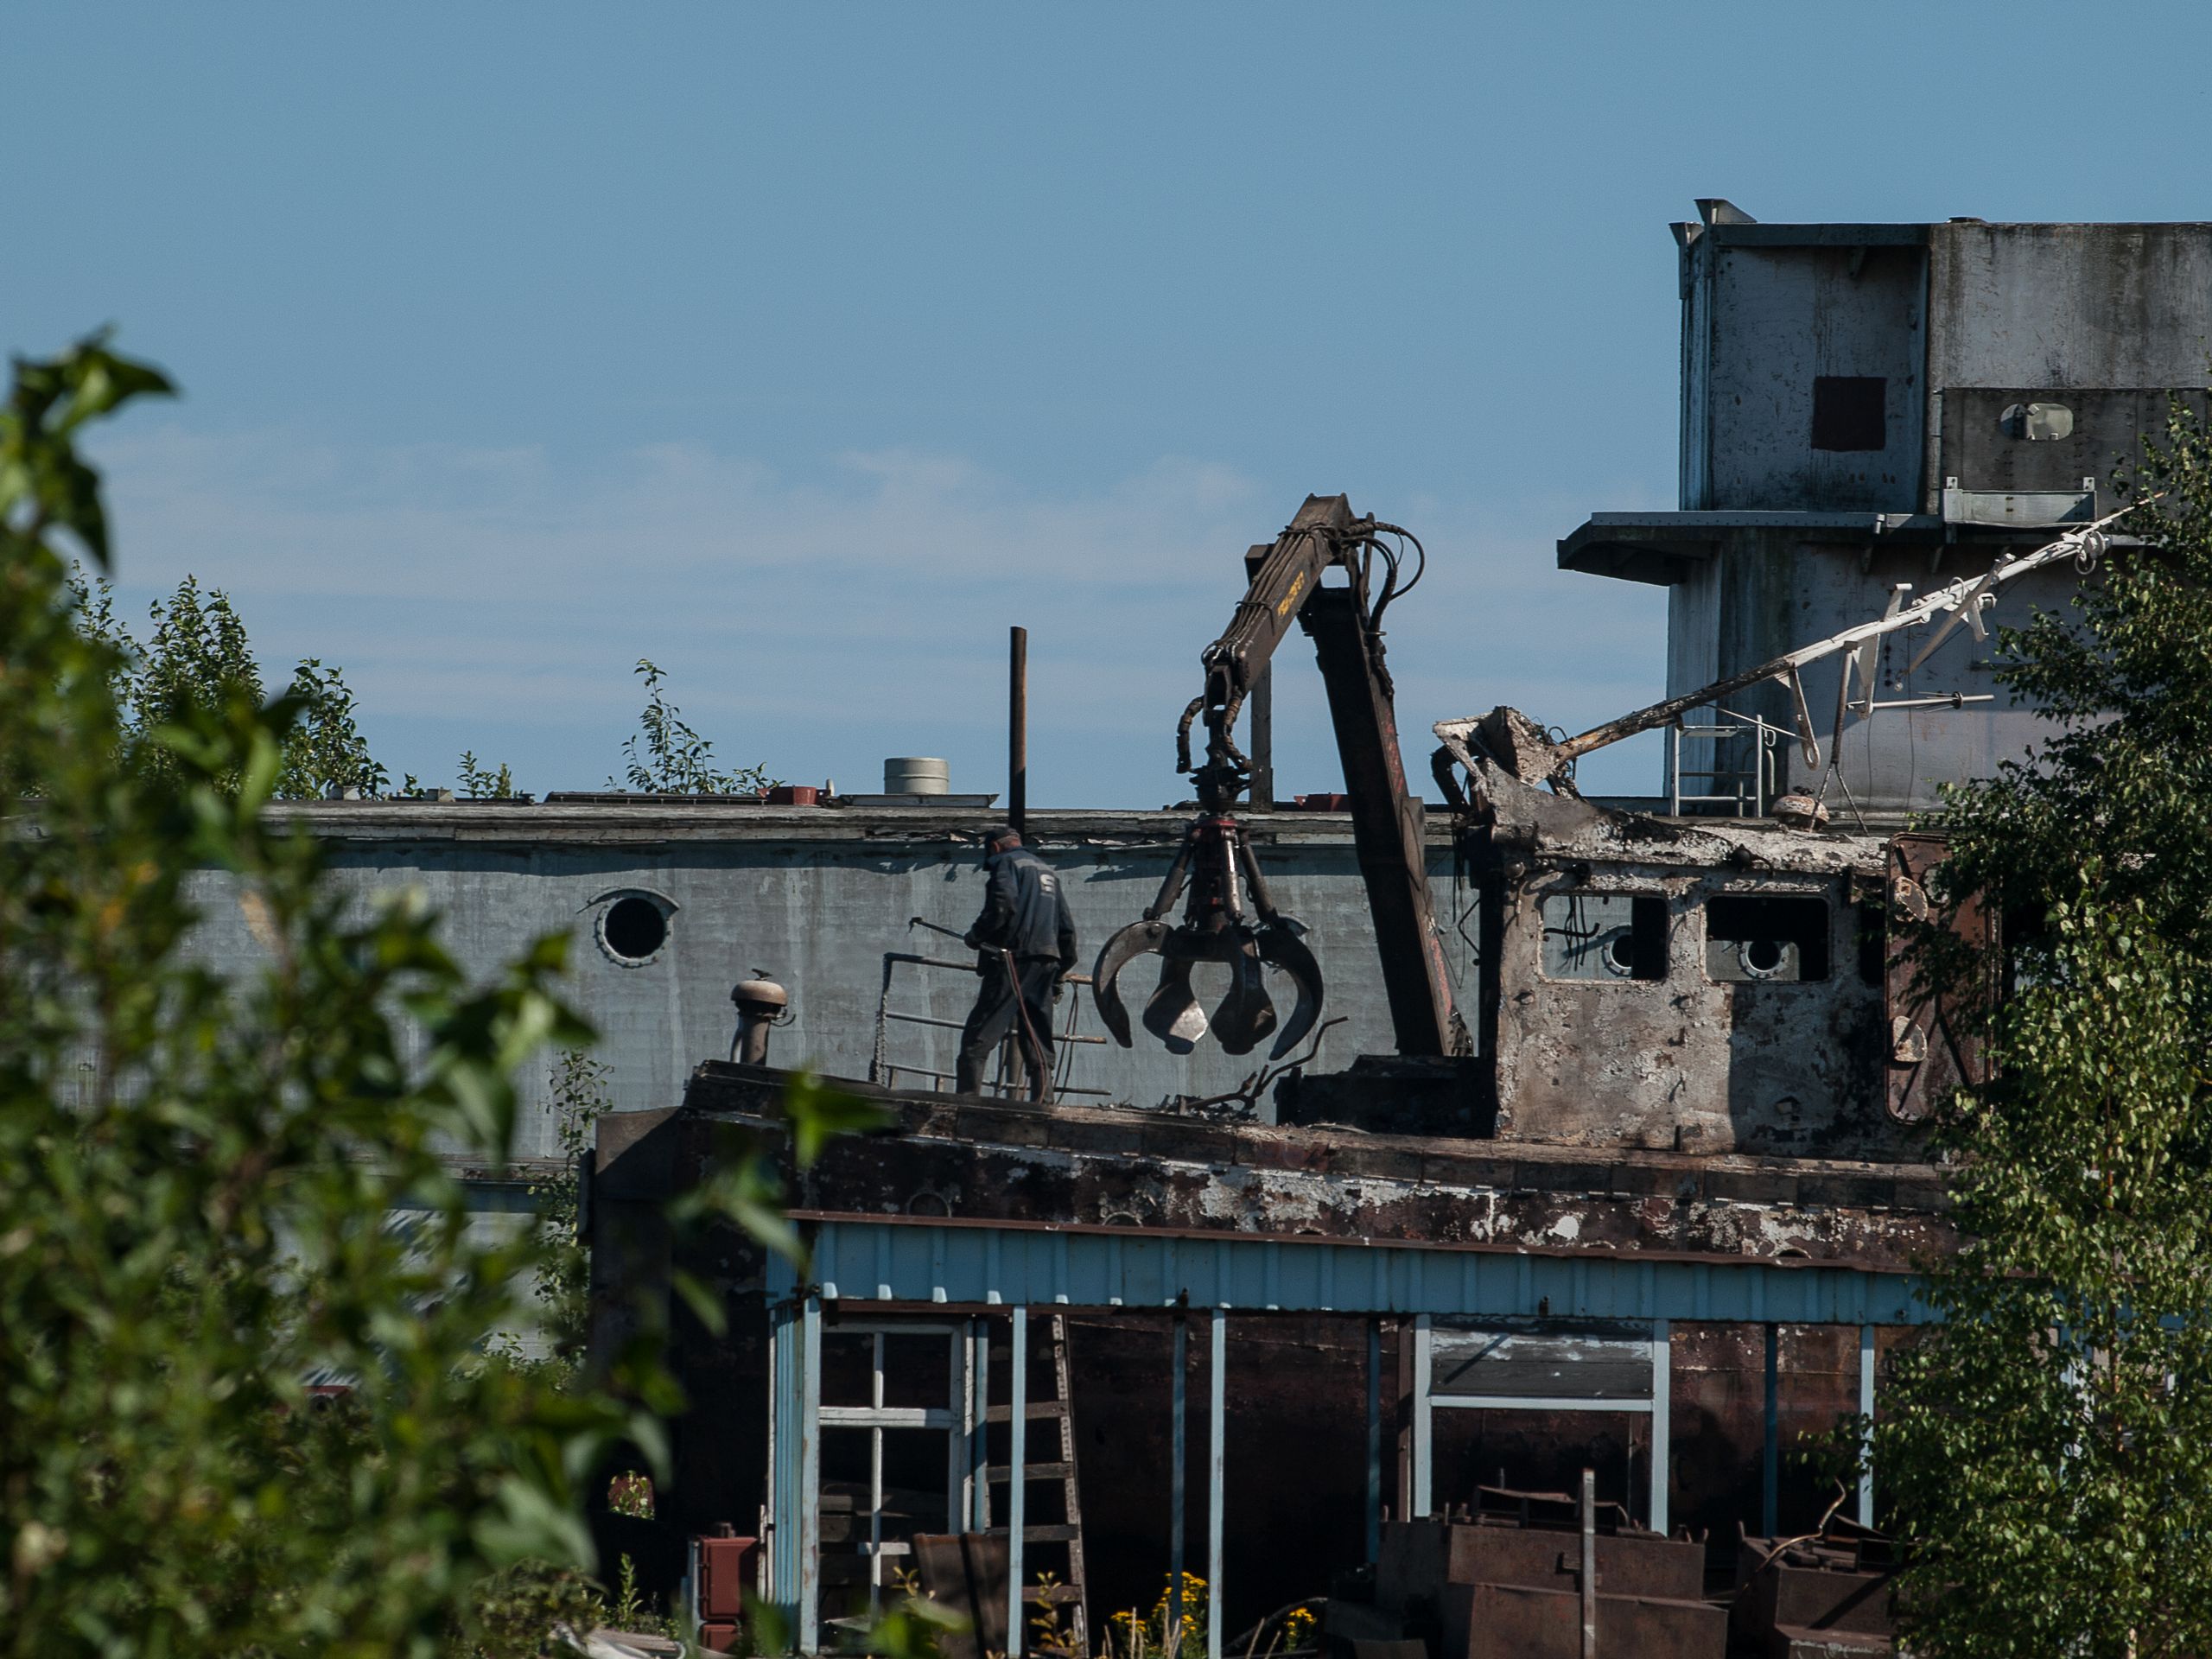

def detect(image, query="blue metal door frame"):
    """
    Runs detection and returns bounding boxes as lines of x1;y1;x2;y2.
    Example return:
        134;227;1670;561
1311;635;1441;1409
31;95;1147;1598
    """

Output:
763;1219;1932;1649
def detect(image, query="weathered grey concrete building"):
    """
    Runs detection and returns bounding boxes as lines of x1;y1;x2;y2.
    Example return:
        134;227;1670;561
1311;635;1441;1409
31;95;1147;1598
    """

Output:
1560;204;2211;817
194;799;1470;1155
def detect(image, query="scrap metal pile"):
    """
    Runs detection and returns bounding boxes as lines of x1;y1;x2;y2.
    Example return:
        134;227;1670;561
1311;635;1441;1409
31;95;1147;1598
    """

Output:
1320;1480;1899;1658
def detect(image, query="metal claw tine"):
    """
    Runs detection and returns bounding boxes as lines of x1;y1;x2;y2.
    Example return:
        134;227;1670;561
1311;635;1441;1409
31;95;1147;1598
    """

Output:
1145;826;1198;921
1090;918;1169;1048
1255;921;1325;1060
1211;941;1278;1058
1143;955;1207;1054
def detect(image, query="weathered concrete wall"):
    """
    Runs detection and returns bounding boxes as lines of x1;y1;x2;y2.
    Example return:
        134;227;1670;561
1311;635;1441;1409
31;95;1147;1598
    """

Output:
1470;766;1911;1160
1684;238;1928;512
1926;223;2212;517
1927;223;2212;391
182;803;1475;1158
1488;861;1891;1158
1646;219;2212;814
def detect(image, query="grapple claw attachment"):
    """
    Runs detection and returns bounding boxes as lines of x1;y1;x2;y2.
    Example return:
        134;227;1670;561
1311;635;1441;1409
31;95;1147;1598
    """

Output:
1254;919;1324;1059
1093;812;1329;1060
1211;940;1277;1057
1142;953;1208;1054
1092;918;1171;1048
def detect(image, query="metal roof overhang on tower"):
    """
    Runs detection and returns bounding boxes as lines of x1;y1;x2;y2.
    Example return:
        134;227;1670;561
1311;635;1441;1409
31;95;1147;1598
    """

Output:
1555;510;2126;584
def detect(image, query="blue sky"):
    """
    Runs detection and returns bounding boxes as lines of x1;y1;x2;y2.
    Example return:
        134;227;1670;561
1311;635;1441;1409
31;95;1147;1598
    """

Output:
12;3;2212;804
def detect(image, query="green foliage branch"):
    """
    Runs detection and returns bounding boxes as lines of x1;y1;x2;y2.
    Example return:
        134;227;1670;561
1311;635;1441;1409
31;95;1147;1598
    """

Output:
615;658;771;796
0;334;891;1657
1872;404;2212;1656
71;564;388;799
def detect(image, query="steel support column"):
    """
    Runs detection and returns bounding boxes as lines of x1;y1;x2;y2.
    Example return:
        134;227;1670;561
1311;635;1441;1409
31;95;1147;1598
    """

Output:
1208;1309;1225;1659
969;1319;991;1529
801;1292;823;1654
1007;1306;1028;1658
1649;1319;1670;1535
766;1294;806;1624
1858;1323;1876;1525
1411;1314;1433;1518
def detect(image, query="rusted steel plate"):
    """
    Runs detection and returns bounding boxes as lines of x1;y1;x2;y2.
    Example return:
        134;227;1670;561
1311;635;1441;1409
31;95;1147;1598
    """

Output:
1884;834;1993;1125
1439;1581;1726;1659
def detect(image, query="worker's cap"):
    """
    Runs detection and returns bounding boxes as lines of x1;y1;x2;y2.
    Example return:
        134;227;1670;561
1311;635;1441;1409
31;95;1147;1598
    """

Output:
981;824;1020;847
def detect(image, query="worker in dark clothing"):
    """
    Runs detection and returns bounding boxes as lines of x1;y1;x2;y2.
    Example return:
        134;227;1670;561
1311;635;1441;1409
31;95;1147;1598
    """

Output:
956;826;1077;1099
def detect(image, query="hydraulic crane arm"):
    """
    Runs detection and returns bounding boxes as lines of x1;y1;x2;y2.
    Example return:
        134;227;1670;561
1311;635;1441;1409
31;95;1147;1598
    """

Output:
1095;493;1470;1061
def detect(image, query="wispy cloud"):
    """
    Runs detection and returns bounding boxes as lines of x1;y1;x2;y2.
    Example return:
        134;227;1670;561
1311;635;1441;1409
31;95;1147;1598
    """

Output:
87;424;1670;803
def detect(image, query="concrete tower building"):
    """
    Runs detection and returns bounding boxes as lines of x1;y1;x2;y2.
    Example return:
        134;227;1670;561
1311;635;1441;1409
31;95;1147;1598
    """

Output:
1560;203;2212;816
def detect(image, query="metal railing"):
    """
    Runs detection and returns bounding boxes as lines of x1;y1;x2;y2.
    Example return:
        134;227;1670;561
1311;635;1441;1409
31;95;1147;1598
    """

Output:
868;948;1110;1101
1668;710;1788;817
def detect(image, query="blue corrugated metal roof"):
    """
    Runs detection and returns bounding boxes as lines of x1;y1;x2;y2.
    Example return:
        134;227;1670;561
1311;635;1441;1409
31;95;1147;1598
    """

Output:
791;1220;1936;1325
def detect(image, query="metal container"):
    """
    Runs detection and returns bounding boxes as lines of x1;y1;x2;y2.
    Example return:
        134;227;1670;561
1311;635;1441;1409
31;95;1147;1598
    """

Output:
883;757;950;796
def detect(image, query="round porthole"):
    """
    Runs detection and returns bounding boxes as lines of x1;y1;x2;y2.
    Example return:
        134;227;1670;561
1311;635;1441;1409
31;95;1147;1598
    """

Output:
600;894;670;964
1739;938;1786;979
1601;931;1637;977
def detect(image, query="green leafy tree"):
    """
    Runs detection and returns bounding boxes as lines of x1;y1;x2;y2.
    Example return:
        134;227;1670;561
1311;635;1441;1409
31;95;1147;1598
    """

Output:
458;750;518;799
508;1050;613;1382
276;655;389;798
69;566;387;798
615;657;771;795
0;334;890;1657
1871;407;2212;1655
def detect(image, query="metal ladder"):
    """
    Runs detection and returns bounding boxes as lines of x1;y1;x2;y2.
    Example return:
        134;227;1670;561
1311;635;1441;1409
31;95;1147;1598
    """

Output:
984;1314;1089;1655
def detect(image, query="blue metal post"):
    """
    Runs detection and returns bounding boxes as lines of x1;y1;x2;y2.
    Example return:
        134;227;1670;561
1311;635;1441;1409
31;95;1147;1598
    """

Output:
1649;1319;1671;1535
801;1293;823;1653
1411;1315;1433;1518
1858;1323;1876;1524
1008;1306;1028;1658
767;1294;804;1624
1208;1310;1225;1659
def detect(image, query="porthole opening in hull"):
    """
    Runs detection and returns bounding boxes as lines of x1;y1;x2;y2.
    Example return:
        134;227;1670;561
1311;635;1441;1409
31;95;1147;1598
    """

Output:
602;894;669;963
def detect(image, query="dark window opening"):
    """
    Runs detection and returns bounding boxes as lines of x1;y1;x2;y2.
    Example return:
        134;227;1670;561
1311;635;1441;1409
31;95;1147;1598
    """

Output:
1706;894;1829;983
602;894;669;962
1856;903;1886;987
1540;892;1668;982
1812;375;1887;453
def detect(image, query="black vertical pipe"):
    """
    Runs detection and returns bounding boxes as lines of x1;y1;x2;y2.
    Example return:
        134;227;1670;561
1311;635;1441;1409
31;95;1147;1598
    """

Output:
1009;626;1028;836
1249;662;1274;808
